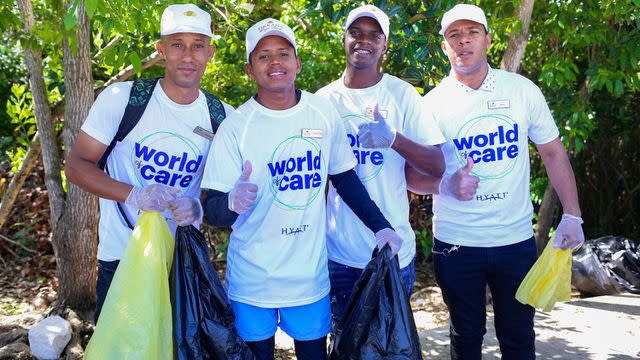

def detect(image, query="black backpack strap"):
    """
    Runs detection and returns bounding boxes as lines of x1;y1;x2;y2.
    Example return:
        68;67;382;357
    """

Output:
202;90;226;134
97;78;160;170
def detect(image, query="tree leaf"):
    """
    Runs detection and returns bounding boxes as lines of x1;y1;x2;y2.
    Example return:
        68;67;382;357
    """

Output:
129;52;142;76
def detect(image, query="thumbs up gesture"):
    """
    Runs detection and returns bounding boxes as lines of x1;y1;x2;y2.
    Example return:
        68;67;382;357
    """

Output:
357;104;397;149
228;160;258;214
439;157;480;201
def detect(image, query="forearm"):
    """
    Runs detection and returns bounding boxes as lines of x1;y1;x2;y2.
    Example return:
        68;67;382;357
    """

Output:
405;164;441;195
329;169;392;233
65;158;132;202
538;139;581;217
392;133;445;177
203;189;239;227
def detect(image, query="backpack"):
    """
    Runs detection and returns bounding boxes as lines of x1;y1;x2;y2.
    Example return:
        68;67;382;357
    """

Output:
97;77;227;229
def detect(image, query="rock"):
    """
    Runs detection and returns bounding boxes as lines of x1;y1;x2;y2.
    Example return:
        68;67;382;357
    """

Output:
28;315;71;360
0;342;31;360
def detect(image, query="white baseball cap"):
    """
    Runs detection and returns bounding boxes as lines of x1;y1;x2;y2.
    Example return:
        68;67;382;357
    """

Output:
245;18;298;62
439;4;488;35
160;4;213;38
344;4;390;39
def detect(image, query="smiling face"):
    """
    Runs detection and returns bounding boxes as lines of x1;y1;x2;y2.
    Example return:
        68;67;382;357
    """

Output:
441;19;491;76
245;35;301;93
343;17;388;70
156;32;215;90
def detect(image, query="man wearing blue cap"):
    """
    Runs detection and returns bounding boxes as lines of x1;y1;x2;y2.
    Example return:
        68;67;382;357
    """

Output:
316;4;445;329
410;4;584;359
65;4;233;322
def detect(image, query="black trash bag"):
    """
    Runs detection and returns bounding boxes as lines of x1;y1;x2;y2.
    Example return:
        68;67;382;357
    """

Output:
329;245;422;360
171;225;254;360
571;236;640;296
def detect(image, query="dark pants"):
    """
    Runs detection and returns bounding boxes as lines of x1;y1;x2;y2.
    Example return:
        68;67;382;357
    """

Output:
327;256;416;328
433;237;537;360
95;259;120;323
247;335;327;360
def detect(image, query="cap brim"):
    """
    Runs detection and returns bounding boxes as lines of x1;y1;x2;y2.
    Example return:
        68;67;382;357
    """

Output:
161;25;213;38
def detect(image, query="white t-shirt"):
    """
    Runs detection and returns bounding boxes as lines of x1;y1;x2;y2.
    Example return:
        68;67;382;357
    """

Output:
81;81;234;261
422;67;559;247
201;91;357;308
316;74;445;268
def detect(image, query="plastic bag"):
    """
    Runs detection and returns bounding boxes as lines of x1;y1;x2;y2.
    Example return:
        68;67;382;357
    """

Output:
515;240;572;312
85;212;175;360
571;236;640;295
329;245;422;360
171;225;254;360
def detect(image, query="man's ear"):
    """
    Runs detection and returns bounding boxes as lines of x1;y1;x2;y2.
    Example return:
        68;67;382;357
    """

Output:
295;56;302;75
156;40;165;58
244;62;254;79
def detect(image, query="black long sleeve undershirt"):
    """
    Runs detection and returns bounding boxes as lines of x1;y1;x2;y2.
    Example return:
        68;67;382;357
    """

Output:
328;169;392;233
203;169;391;233
204;189;238;227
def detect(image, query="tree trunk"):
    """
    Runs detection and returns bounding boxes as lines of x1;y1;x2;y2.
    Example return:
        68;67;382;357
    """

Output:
55;1;99;311
16;0;65;231
500;0;535;73
535;184;559;252
0;133;41;230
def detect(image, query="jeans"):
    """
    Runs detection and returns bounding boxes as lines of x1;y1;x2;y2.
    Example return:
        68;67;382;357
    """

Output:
95;259;120;323
433;237;537;360
327;256;416;328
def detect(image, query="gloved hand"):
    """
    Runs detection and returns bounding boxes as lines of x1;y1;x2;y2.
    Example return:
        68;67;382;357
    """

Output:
553;214;585;250
357;104;396;149
375;228;403;256
439;157;480;201
228;160;258;214
125;183;179;212
170;197;203;226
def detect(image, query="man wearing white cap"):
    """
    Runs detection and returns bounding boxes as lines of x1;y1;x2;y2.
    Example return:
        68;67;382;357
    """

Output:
66;3;233;322
315;3;445;328
409;4;584;359
202;17;404;360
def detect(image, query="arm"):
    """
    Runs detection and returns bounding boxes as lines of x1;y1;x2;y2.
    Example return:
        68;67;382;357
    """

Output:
203;190;239;227
392;133;445;177
328;169;392;233
65;130;133;202
536;138;581;217
405;164;441;195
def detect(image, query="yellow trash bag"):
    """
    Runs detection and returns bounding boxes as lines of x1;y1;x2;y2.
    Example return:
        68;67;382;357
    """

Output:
85;212;174;360
515;240;572;312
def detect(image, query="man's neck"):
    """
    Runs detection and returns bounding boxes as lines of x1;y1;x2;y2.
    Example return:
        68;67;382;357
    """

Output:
255;86;298;110
159;78;200;105
343;65;383;89
451;62;489;90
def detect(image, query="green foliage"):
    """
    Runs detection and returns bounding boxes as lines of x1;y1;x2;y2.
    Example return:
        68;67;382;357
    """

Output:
415;227;433;258
5;84;36;172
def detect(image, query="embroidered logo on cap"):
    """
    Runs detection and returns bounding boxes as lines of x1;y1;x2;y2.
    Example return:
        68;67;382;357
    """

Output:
184;10;196;16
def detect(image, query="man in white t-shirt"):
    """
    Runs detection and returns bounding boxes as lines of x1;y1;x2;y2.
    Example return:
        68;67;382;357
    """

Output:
315;4;445;328
408;4;585;359
202;18;403;360
65;4;233;322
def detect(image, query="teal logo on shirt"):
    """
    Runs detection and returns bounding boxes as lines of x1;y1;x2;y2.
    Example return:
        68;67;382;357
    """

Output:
131;131;202;190
453;114;519;180
268;136;324;210
343;114;385;182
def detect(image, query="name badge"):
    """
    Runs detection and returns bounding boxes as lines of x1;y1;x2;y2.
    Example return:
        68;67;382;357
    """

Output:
487;100;510;109
365;107;388;119
301;129;324;139
193;126;214;141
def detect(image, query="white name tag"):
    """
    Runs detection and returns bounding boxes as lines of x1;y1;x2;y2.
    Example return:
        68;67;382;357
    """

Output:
193;126;214;141
487;100;510;109
365;107;388;119
301;129;324;139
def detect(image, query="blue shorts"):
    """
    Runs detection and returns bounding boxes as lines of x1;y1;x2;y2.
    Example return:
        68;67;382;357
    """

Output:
230;295;331;342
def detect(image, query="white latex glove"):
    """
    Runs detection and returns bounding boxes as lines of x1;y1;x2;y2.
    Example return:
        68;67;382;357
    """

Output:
125;184;179;212
375;228;403;256
357;104;396;149
170;197;203;226
228;160;258;214
553;214;585;250
439;157;480;201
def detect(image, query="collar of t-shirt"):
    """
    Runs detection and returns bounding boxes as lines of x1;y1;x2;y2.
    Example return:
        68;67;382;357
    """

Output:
449;65;496;93
252;88;302;104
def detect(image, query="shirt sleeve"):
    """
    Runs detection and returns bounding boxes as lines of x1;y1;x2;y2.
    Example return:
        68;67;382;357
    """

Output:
201;117;243;192
400;85;446;146
527;84;560;144
80;82;132;145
